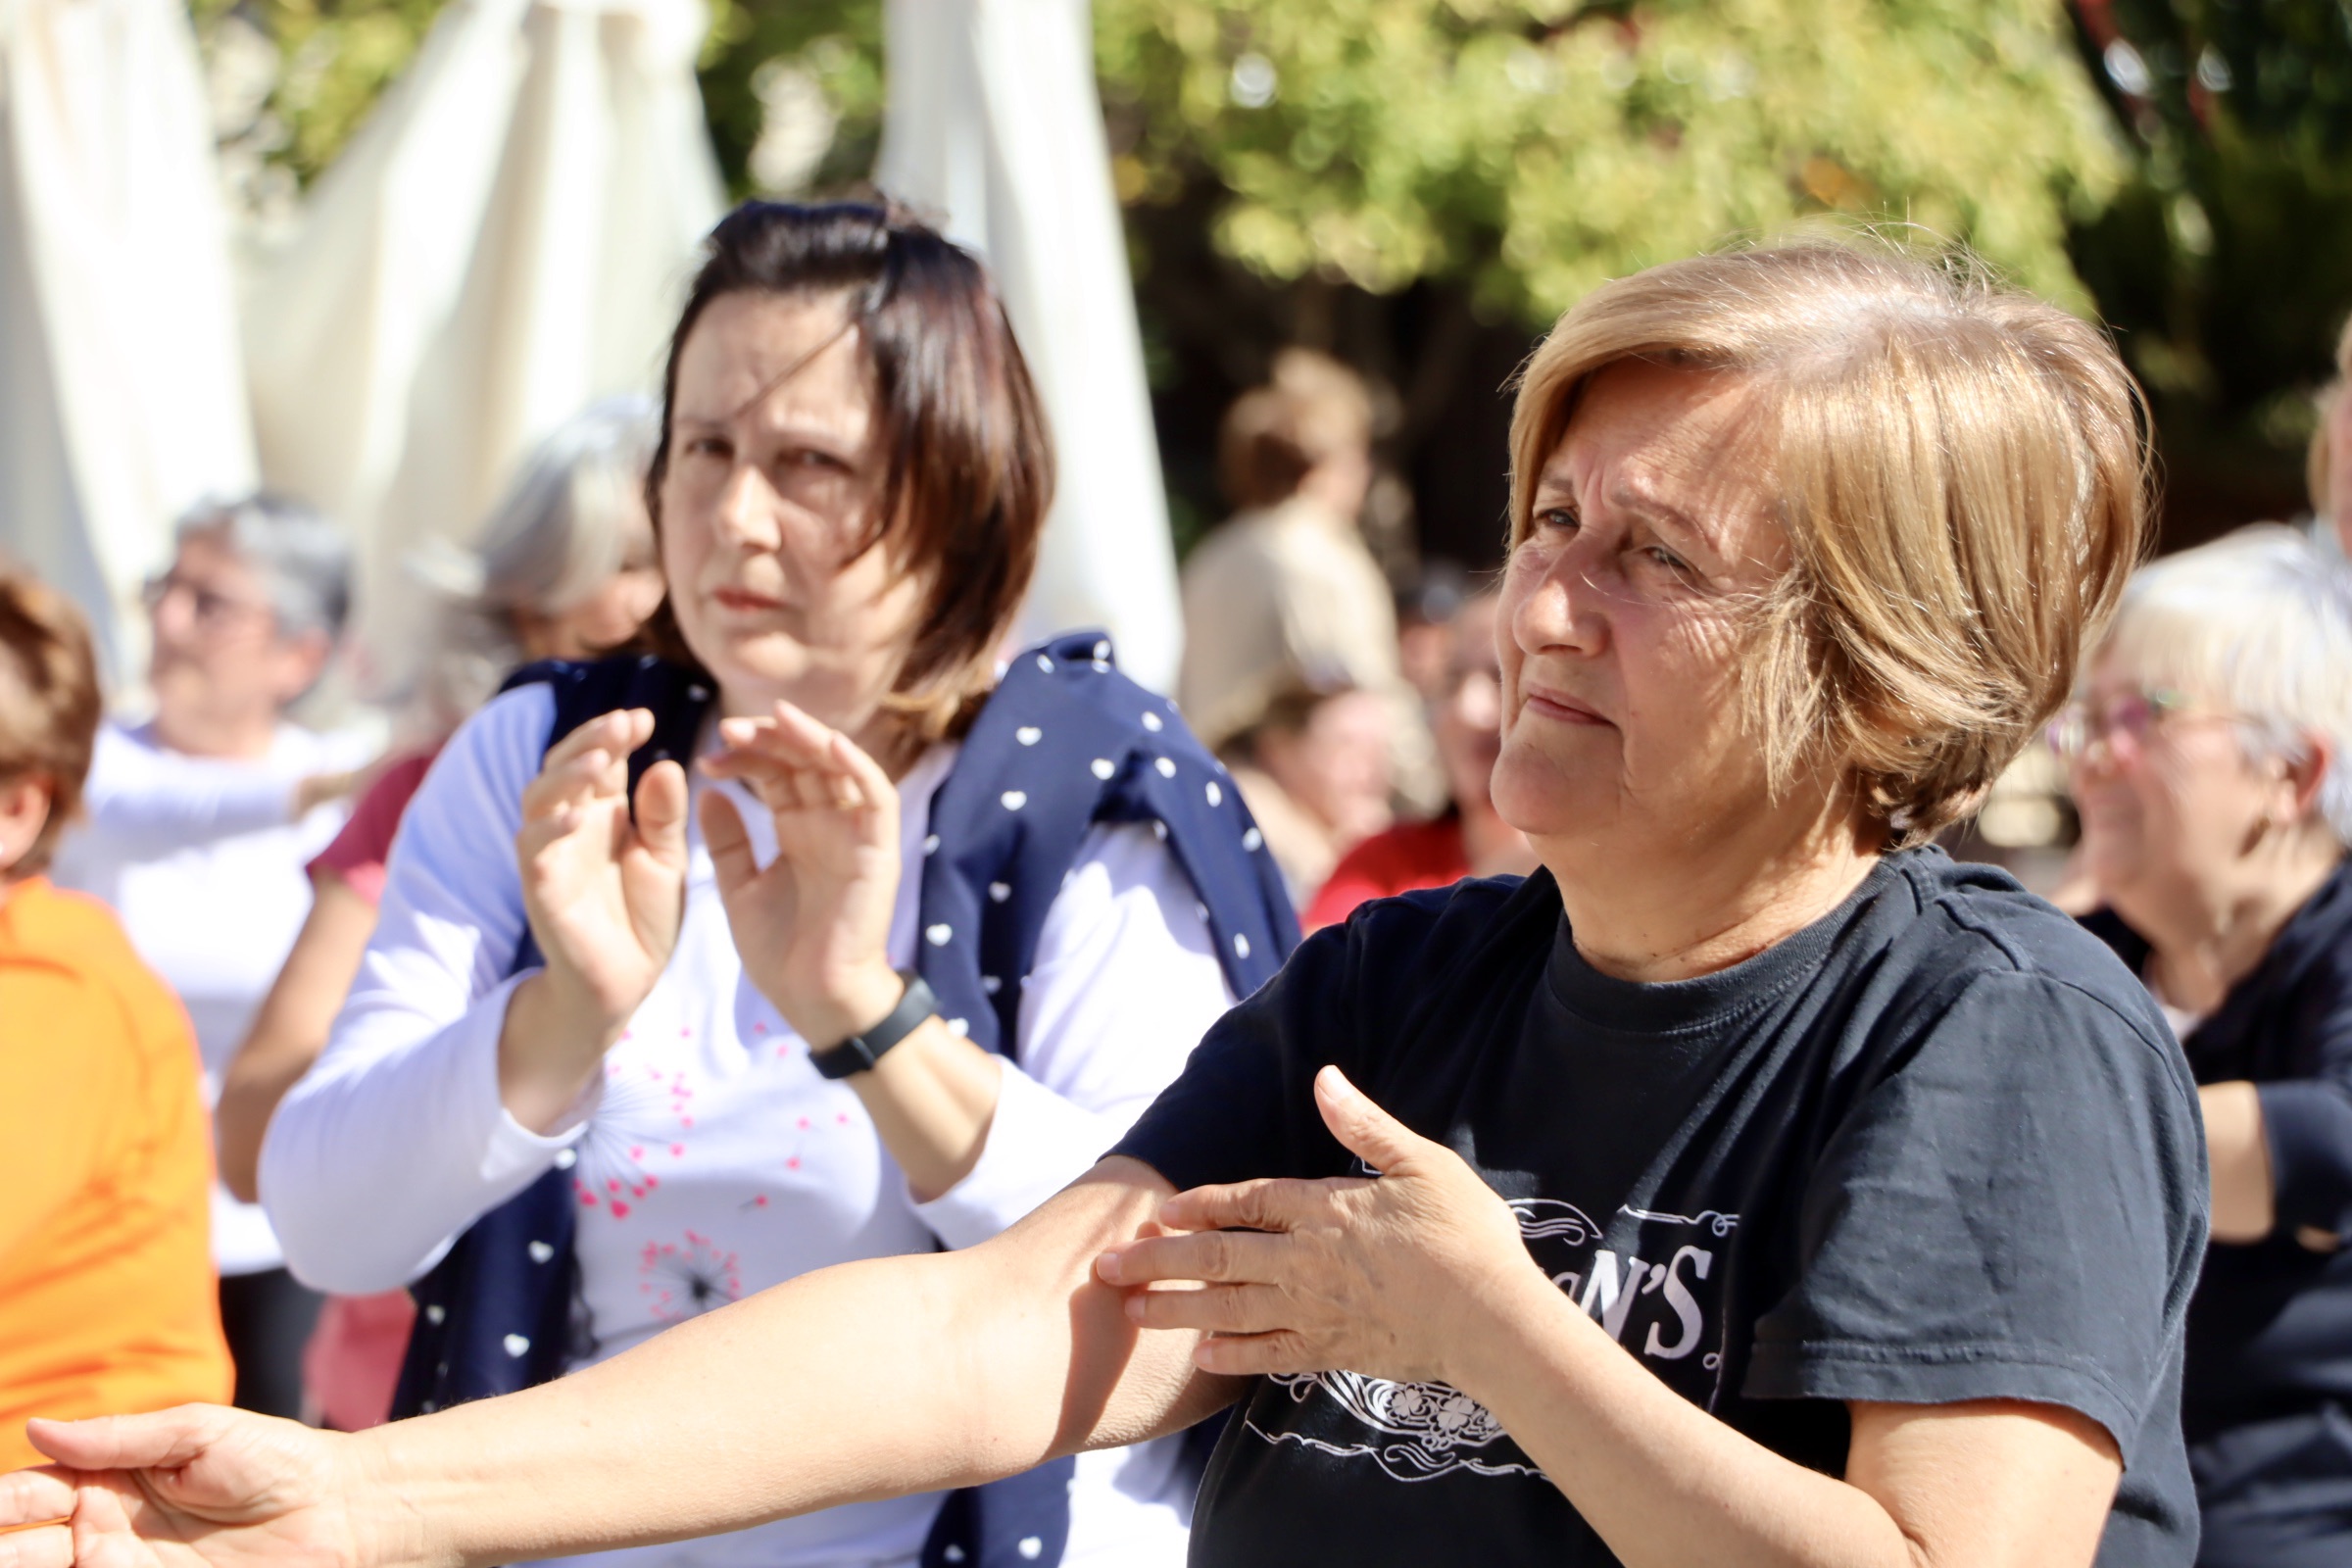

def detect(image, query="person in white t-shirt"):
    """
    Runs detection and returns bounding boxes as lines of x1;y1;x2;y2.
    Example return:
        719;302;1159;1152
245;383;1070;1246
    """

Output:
49;493;369;1419
251;201;1266;1568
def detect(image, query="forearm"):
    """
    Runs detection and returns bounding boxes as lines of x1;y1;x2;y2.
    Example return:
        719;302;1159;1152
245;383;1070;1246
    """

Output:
1456;1271;1922;1568
2201;1081;2276;1243
81;767;299;856
498;970;625;1133
850;1017;1004;1203
357;1174;1189;1568
218;879;379;1201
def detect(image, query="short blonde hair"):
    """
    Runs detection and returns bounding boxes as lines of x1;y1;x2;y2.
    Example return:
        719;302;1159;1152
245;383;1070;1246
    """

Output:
1508;242;2150;845
2099;524;2352;845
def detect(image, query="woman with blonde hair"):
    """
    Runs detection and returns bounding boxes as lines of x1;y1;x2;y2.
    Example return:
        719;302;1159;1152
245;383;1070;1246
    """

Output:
6;239;2204;1568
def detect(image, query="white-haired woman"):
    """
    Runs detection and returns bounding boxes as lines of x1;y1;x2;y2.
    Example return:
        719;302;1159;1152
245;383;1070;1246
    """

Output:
48;495;369;1421
2059;525;2352;1566
5;241;2205;1568
210;399;664;1433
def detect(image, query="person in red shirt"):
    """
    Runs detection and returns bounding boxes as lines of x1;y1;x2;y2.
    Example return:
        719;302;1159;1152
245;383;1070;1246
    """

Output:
1306;591;1533;929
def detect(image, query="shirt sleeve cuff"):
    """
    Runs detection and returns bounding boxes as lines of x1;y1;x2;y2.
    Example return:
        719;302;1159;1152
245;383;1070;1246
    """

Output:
469;969;596;1185
910;1061;1115;1250
2258;1078;2352;1234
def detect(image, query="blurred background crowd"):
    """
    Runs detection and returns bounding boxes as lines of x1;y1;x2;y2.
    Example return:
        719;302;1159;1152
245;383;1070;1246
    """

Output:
11;0;2352;1561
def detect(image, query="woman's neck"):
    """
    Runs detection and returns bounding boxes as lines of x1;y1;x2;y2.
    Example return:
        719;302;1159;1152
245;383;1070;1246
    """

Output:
153;706;278;760
2140;841;2342;1014
716;684;924;783
1544;808;1883;984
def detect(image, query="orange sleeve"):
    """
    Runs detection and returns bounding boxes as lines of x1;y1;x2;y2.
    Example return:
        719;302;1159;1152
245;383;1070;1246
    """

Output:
0;967;126;1262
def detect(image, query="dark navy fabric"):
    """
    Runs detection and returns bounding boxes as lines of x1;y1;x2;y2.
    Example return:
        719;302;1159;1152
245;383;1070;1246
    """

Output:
2085;863;2352;1562
390;634;1297;1568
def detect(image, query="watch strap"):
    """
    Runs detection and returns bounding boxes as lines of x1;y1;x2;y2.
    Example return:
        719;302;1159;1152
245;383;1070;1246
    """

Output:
810;971;939;1079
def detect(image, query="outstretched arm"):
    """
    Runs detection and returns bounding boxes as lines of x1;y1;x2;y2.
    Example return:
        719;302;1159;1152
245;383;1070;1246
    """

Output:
0;1159;1235;1568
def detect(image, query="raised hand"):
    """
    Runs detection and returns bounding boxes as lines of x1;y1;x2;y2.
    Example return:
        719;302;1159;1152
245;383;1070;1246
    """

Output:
0;1407;382;1568
500;710;691;1130
1093;1066;1538;1388
698;701;906;1049
514;710;692;1029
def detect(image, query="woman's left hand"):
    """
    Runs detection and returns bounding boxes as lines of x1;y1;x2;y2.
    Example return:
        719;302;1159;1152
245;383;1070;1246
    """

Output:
1095;1066;1541;1388
699;702;906;1048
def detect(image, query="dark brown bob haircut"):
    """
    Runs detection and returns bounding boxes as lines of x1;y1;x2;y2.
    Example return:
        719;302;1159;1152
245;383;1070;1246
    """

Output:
0;568;102;879
641;199;1054;737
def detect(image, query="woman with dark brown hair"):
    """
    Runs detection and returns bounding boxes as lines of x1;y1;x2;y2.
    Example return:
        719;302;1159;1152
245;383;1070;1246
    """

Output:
235;202;1291;1568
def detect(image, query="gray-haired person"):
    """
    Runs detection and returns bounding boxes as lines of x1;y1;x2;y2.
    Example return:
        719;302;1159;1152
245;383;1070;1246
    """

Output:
405;395;664;732
203;400;663;1432
48;493;371;1422
2064;525;2352;1566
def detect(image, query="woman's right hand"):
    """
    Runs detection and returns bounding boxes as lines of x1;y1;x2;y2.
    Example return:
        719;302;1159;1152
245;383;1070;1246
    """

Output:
502;710;690;1129
0;1407;390;1568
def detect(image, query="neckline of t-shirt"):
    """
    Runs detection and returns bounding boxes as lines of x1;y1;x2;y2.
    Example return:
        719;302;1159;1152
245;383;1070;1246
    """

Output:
1542;852;1910;1036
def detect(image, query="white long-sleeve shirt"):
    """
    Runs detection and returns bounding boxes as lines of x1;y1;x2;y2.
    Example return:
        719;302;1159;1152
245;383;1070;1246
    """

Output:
50;718;367;1275
262;684;1233;1568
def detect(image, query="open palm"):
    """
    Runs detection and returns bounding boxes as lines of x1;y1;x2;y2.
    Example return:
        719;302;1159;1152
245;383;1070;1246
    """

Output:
700;702;904;1047
514;709;691;1026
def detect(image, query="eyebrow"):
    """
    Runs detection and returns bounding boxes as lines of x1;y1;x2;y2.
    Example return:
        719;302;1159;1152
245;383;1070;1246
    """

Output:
1608;484;1721;554
1534;456;1723;556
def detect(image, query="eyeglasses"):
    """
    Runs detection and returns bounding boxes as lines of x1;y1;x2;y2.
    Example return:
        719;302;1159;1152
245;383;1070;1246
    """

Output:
141;571;274;634
2045;687;2198;762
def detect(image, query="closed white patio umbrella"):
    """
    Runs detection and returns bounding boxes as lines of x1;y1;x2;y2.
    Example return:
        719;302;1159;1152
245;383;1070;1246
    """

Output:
877;0;1182;694
239;0;723;688
0;0;258;679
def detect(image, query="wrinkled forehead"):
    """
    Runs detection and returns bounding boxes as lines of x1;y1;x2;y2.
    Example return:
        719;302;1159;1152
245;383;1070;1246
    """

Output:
1533;361;1784;549
674;289;876;433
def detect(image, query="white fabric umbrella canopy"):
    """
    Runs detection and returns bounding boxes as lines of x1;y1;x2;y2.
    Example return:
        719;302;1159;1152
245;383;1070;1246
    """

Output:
0;0;258;679
876;0;1182;695
241;0;723;691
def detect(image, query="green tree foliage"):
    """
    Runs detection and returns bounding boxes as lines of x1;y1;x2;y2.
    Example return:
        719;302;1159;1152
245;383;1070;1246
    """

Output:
1092;0;2121;318
207;0;2119;318
196;0;2137;559
192;0;444;189
2064;0;2352;537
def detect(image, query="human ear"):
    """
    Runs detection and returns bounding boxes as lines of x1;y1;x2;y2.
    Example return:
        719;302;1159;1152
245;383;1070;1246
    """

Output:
272;628;333;705
0;774;55;877
2282;733;2334;828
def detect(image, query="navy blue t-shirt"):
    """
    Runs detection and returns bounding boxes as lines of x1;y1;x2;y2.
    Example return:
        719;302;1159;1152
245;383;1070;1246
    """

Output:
1113;849;2206;1567
2086;863;2352;1442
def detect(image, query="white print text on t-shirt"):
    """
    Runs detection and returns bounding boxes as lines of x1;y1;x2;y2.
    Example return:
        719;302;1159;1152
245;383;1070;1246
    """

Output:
1246;1198;1740;1485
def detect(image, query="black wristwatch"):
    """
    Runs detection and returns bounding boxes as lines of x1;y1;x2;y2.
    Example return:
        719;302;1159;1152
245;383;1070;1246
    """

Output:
810;971;940;1079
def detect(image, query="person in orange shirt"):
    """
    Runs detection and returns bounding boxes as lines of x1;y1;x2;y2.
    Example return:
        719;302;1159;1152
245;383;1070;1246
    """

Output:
0;568;230;1470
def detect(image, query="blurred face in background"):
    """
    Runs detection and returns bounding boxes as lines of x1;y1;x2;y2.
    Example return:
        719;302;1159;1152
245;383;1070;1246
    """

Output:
514;507;663;663
2327;386;2352;556
1257;687;1393;846
144;525;327;757
2069;658;2311;930
1435;594;1505;813
659;290;926;736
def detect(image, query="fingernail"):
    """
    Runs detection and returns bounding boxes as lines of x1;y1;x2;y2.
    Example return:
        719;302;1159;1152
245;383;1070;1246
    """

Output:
1095;1250;1123;1284
1125;1295;1147;1322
